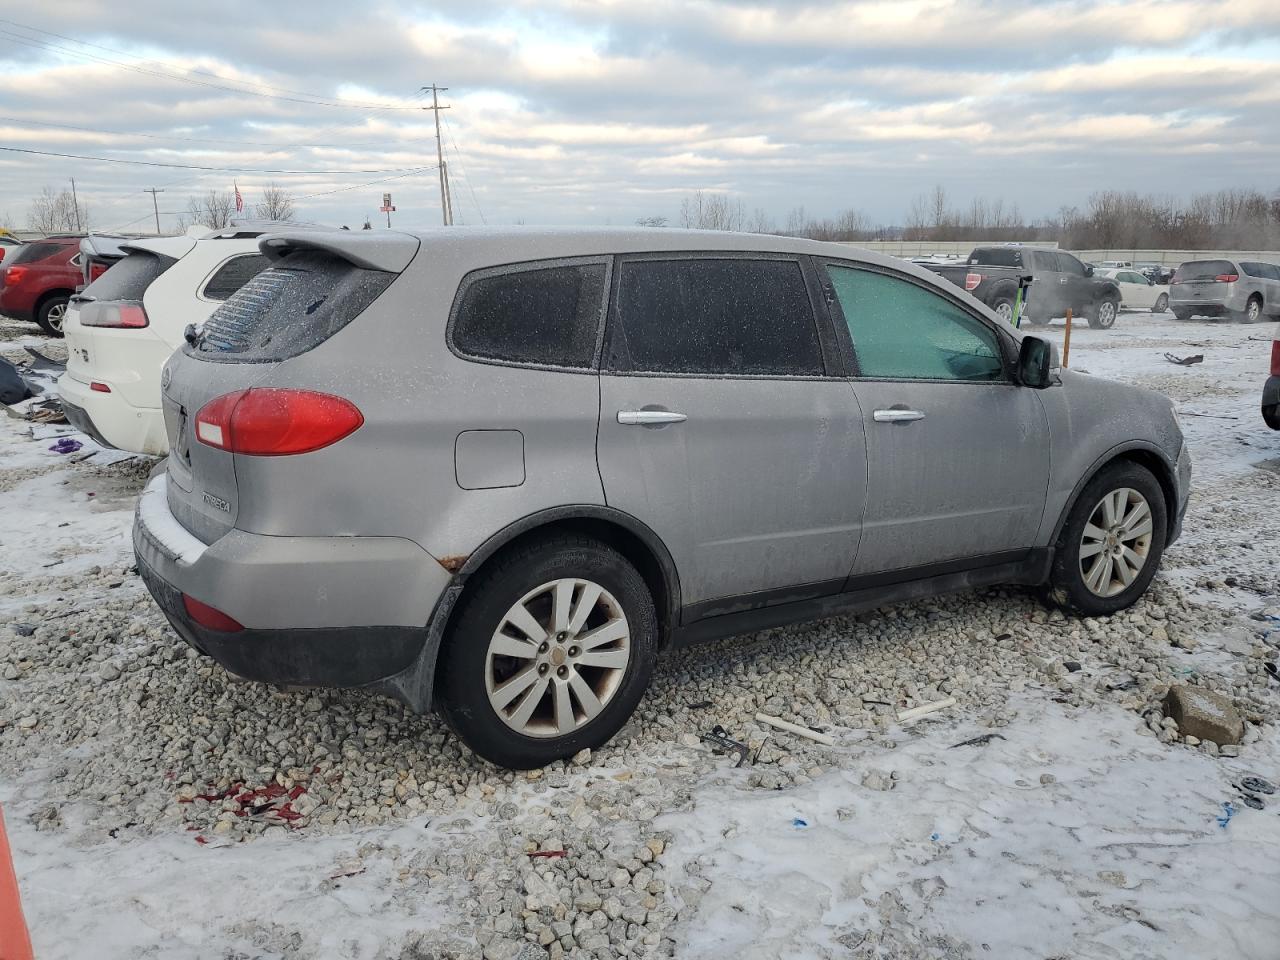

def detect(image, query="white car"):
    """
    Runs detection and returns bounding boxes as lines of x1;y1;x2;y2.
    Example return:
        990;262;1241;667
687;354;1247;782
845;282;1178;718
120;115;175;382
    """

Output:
58;226;273;455
1097;268;1170;313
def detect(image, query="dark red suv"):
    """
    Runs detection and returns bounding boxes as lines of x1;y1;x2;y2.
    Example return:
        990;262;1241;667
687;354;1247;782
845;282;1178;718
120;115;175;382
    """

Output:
0;236;83;336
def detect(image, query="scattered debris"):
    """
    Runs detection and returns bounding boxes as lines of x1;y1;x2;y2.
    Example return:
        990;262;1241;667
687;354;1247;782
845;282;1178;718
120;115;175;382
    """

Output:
1177;410;1238;420
754;713;835;745
1163;353;1204;366
48;437;82;455
896;697;957;724
949;733;1007;749
1162;685;1244;746
528;849;567;859
1241;777;1275;796
791;817;810;829
1216;802;1236;830
700;726;750;767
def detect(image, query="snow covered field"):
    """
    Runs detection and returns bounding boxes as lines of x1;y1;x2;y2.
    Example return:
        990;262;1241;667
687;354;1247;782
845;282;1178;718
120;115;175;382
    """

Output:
1;311;1278;960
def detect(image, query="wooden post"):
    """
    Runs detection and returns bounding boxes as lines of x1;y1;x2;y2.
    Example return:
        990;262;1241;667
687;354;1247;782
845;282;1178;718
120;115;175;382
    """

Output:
1062;308;1073;368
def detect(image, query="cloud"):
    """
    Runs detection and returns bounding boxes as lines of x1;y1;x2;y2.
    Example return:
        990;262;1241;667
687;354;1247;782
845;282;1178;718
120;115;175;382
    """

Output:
0;0;1276;232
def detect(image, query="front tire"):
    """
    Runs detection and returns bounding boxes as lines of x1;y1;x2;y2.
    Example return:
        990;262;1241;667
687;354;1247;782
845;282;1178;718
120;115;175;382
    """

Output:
439;536;657;768
35;295;69;337
1153;293;1169;313
1237;296;1263;324
1088;297;1119;329
1047;462;1167;617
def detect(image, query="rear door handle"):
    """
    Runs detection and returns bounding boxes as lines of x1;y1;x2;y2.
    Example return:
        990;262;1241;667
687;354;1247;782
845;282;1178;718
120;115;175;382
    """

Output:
618;410;687;426
873;409;925;423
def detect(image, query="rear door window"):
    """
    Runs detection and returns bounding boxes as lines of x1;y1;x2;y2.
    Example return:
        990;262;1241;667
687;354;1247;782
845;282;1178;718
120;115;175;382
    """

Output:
82;251;176;301
8;241;71;265
450;261;607;369
607;258;822;376
194;251;394;362
827;264;1005;382
201;253;269;301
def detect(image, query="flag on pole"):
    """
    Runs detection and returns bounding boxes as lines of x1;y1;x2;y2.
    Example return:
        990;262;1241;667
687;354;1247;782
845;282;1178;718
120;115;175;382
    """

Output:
234;182;244;213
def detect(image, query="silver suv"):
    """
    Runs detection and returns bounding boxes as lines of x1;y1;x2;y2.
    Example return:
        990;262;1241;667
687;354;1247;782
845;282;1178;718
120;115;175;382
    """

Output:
1170;258;1280;323
134;228;1191;768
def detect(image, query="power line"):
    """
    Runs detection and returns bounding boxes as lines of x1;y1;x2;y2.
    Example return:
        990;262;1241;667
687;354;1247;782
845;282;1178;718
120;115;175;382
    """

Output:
293;167;437;200
0;20;423;110
0;145;429;174
0;114;422;151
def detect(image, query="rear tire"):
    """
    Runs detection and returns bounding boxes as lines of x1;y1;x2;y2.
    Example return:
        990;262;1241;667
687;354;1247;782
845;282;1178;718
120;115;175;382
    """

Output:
990;297;1014;324
1088;297;1119;330
1047;462;1167;617
439;535;657;769
1152;293;1169;313
1238;296;1263;324
1172;309;1192;322
34;295;69;337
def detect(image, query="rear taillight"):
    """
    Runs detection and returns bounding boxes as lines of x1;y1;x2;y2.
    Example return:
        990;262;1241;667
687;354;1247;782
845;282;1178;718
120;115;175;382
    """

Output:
3;265;26;286
964;272;982;291
1214;273;1239;283
195;388;364;456
89;262;109;281
79;301;149;329
1271;340;1280;377
182;594;244;632
90;381;111;393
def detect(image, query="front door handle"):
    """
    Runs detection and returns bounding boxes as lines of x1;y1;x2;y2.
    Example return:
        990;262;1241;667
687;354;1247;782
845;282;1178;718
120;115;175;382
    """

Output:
618;410;687;426
1059;277;1069;283
873;409;926;423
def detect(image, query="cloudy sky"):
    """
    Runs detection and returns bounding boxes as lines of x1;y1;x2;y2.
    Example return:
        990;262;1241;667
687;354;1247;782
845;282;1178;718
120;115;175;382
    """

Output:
1;0;1278;233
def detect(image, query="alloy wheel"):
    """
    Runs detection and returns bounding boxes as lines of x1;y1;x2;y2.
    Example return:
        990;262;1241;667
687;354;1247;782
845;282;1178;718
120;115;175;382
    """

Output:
994;301;1013;322
1097;301;1117;328
1079;487;1153;598
46;301;66;333
485;578;631;738
1247;299;1261;323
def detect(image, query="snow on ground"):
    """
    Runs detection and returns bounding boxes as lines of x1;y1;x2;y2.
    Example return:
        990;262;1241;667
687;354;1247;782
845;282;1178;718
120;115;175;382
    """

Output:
1;311;1278;960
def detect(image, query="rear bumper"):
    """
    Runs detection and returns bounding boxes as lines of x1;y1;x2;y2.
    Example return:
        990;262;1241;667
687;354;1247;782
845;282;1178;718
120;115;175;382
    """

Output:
57;372;168;455
1168;288;1246;315
133;474;449;691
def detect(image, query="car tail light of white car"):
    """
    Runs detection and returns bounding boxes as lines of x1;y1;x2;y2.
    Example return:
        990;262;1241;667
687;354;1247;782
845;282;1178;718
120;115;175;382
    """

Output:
78;300;149;328
194;388;364;456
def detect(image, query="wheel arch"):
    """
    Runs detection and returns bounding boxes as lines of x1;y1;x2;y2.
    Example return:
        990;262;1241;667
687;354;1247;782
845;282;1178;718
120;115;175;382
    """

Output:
34;287;73;314
1050;442;1179;548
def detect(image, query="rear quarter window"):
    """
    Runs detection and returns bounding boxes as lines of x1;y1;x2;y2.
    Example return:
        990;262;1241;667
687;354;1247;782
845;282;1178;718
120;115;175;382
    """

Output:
193;251;394;362
450;261;607;369
201;253;269;301
8;241;72;265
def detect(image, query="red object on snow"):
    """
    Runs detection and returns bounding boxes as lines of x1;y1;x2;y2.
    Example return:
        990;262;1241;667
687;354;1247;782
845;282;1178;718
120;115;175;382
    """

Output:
0;806;34;960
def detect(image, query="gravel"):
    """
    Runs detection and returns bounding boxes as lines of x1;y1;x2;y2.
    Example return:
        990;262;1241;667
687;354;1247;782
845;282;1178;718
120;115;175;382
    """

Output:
1;313;1278;958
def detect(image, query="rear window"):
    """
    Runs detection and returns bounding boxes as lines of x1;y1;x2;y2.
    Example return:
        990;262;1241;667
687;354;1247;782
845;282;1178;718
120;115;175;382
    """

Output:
83;251;176;301
1173;260;1234;282
451;261;607;369
201;253;269;301
967;248;1022;267
8;241;73;265
193;251;394;362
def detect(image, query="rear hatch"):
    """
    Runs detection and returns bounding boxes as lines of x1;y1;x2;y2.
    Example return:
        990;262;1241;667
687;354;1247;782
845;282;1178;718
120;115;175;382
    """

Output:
162;231;420;544
65;239;192;392
1171;259;1236;301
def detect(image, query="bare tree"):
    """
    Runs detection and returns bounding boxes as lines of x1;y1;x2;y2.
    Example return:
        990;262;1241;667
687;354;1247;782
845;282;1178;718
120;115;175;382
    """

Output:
745;208;775;234
679;191;743;231
27;186;89;233
635;215;668;228
783;206;807;236
177;190;236;230
255;183;295;221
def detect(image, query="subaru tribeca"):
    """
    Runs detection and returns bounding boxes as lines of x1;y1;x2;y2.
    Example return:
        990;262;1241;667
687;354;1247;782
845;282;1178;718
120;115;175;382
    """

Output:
135;228;1191;768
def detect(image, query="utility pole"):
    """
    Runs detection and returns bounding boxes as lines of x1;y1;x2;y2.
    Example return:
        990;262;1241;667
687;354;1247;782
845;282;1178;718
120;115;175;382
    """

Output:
421;84;452;226
442;161;454;225
69;177;82;231
144;187;164;235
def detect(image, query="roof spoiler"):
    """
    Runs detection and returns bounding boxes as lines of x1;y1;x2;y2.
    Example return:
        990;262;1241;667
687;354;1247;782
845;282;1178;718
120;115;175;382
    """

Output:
257;230;421;273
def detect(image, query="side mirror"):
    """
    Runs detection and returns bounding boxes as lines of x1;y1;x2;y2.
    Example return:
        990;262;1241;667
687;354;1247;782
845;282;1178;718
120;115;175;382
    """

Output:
1084;265;1094;277
1018;335;1056;388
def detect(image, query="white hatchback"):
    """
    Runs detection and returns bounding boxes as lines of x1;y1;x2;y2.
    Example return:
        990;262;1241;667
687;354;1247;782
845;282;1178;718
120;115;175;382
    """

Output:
59;227;270;454
1097;268;1170;314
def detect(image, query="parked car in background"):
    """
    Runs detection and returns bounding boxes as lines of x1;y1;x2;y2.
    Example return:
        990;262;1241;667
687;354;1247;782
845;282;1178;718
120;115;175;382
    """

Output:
133;228;1189;768
1138;262;1175;284
1169;259;1280;323
1097;268;1170;313
1098;260;1134;270
926;246;1123;328
59;225;275;455
0;233;21;265
77;235;132;287
0;235;83;334
1264;327;1280;430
